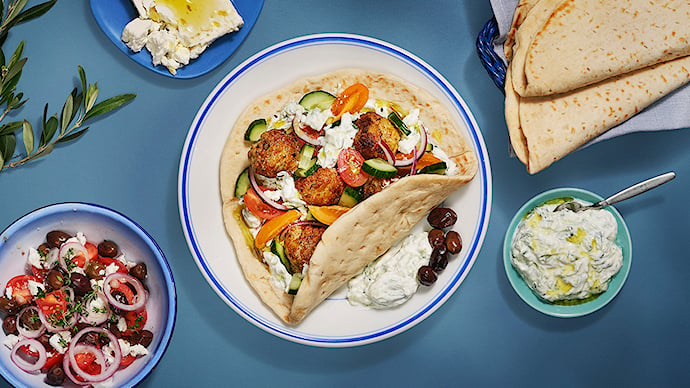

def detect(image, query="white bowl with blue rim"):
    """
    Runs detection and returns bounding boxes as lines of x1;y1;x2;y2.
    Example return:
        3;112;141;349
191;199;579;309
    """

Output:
0;203;176;388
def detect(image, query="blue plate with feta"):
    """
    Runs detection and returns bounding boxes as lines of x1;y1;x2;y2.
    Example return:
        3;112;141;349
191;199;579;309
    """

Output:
89;0;263;79
503;188;632;318
178;34;492;347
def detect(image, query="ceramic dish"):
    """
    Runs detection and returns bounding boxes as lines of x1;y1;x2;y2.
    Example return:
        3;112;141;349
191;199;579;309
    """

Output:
89;0;263;79
503;188;632;318
0;203;176;388
178;33;492;347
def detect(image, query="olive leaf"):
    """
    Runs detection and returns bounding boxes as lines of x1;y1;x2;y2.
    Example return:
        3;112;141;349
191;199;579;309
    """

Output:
21;119;31;154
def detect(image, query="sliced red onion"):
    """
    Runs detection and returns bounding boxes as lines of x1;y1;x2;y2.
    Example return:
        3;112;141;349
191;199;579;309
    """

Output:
248;166;288;211
292;115;321;145
103;273;147;312
11;338;46;373
62;348;91;386
16;306;45;339
410;146;418;175
68;327;121;383
58;241;89;272
37;290;77;333
377;140;395;165
81;291;111;326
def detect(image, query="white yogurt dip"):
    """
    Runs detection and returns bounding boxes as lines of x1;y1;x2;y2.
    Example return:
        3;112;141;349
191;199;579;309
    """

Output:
510;199;623;302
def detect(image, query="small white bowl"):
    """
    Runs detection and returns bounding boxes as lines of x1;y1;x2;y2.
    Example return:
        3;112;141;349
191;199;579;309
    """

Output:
0;203;176;388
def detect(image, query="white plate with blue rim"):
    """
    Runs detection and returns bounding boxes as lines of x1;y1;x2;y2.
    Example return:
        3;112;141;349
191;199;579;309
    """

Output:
90;0;263;79
177;33;492;347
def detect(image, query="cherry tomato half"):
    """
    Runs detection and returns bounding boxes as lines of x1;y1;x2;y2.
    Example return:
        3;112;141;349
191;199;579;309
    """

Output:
85;242;98;261
4;275;39;305
244;187;285;220
331;83;369;121
337;147;369;187
74;352;102;376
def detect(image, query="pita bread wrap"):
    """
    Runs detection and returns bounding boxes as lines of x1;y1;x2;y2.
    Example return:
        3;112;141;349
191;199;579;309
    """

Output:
219;69;477;324
517;0;690;97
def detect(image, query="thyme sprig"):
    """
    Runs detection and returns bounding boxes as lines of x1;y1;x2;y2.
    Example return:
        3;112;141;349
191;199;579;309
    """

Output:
0;0;136;172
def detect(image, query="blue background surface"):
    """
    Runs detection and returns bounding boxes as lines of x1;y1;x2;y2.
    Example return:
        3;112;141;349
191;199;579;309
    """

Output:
1;1;688;387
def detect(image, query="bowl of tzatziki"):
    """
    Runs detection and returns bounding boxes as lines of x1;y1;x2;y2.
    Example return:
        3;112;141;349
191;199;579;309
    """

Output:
503;188;632;318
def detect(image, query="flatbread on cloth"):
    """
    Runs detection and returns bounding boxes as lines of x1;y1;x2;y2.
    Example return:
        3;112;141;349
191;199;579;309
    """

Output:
516;0;690;97
219;69;477;324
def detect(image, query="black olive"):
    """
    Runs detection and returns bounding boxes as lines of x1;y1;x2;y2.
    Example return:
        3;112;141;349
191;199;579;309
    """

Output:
46;230;72;249
2;315;17;335
98;240;119;258
427;228;445;248
70;273;91;296
45;363;65;386
0;296;20;315
18;309;42;331
84;260;107;280
417;266;438;286
45;269;65;290
129;262;148;281
429;245;449;273
427;207;457;229
139;330;154;347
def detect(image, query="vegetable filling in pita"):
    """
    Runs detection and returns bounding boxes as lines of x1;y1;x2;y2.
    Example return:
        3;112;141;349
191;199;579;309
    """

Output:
219;69;477;324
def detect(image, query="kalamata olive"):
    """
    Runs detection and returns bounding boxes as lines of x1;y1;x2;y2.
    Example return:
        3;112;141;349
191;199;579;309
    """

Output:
107;321;123;338
0;296;20;315
37;243;51;256
427;207;457;229
46;230;72;249
429;245;449;273
19;309;42;331
417;266;437;286
138;329;154;347
84;260;106;280
98;240;119;258
109;290;128;315
70;273;91;296
428;228;445;248
46;269;65;290
445;230;462;254
129;262;148;281
37;332;52;349
45;363;65;386
2;315;17;335
128;330;142;344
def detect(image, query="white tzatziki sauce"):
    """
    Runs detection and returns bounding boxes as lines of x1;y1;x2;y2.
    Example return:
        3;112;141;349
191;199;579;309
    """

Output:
510;199;623;302
347;232;432;309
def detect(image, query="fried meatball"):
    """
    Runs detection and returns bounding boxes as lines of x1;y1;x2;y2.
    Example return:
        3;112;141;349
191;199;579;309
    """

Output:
283;224;325;274
294;167;345;205
353;112;401;159
248;129;300;177
361;176;389;199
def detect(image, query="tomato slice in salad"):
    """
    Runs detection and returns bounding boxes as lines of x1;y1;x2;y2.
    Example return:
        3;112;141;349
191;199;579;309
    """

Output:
331;83;369;121
30;265;49;282
41;351;64;372
36;289;69;322
120;354;136;368
97;256;128;274
337;147;369;187
85;242;99;261
123;309;147;337
244;187;285;220
74;352;102;376
4;274;39;305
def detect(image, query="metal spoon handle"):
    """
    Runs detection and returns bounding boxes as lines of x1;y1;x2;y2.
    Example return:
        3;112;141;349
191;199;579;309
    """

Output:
597;171;676;207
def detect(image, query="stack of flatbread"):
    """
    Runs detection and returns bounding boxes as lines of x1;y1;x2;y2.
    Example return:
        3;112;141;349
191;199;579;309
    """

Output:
504;0;690;174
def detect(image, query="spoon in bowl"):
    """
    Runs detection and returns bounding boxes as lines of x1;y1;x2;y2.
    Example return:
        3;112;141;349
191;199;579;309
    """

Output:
554;171;676;212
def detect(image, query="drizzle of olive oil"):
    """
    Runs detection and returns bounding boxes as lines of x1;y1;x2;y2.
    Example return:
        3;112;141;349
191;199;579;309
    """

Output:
155;0;225;29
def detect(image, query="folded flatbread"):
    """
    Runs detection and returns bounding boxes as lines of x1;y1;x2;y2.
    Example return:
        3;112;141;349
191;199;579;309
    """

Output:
514;0;690;97
219;69;477;324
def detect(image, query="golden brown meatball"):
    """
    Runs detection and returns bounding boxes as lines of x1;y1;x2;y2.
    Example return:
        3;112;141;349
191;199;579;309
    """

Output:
353;112;401;159
283;224;325;274
361;176;389;199
248;129;300;177
294;167;345;205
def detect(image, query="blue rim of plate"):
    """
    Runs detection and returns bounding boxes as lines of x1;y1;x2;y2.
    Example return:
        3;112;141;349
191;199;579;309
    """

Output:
178;33;492;346
89;0;264;79
503;188;632;318
0;203;177;388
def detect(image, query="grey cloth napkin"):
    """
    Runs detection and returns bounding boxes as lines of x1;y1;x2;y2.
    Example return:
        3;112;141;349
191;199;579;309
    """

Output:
490;0;690;143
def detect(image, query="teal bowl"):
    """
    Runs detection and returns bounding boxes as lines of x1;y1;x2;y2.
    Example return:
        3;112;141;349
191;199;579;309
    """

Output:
503;188;632;318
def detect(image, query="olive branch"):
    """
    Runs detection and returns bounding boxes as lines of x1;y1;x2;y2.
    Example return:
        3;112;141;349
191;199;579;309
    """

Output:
0;0;136;172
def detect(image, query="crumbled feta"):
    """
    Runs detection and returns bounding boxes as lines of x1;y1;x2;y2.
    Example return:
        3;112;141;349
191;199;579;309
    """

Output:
117;316;128;333
27;280;45;297
263;171;307;209
118;338;149;358
5;286;12;299
317;112;359;168
27;247;46;269
49;331;72;354
302;108;332;130
122;18;161;52
3;334;19;350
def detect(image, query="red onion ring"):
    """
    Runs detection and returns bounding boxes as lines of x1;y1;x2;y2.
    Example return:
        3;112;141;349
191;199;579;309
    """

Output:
103;273;147;312
16;306;45;339
81;291;111;326
377;140;395;166
410;146;418;175
292;115;321;145
62;349;90;386
37;291;77;333
394;125;428;167
58;241;89;272
10;338;46;373
248;166;288;211
68;327;121;383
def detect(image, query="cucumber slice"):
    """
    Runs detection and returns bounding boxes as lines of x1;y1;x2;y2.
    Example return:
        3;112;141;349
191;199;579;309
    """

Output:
287;273;302;295
388;111;411;136
271;239;290;273
299;90;336;110
234;167;251;197
298;144;316;170
244;118;268;141
418;161;447;175
295;161;319;178
362;158;398;179
338;186;362;207
426;142;433;152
